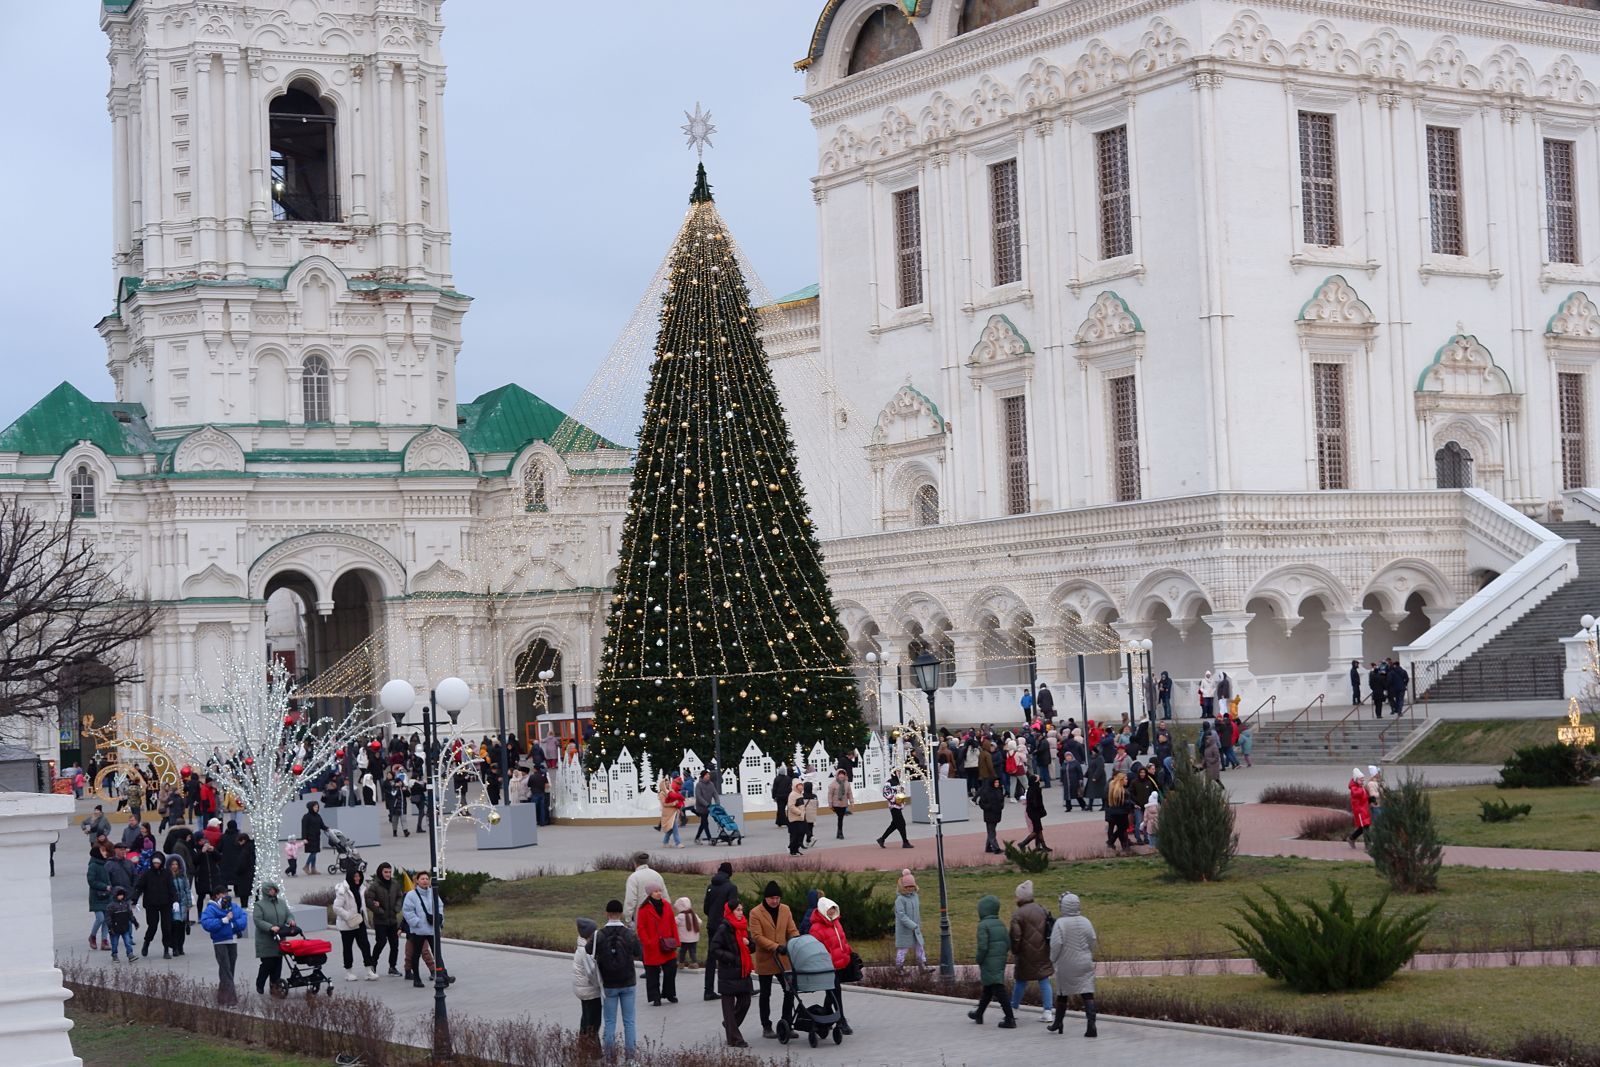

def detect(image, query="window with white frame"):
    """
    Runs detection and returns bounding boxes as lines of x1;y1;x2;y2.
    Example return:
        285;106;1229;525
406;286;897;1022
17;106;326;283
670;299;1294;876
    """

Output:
1298;111;1341;247
1095;126;1132;260
1312;362;1349;489
1545;139;1579;265
1108;374;1140;502
989;158;1021;286
1559;371;1587;489
893;187;924;308
1426;126;1464;256
912;482;940;527
69;465;97;518
301;354;331;423
1001;394;1029;514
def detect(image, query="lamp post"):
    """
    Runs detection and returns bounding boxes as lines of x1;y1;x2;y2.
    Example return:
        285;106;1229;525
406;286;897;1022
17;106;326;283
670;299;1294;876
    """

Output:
910;651;955;979
536;669;556;756
866;651;884;732
380;676;471;1062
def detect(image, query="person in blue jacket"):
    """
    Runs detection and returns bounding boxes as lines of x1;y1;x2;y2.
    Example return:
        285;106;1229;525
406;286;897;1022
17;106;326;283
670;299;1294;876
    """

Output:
198;887;249;1005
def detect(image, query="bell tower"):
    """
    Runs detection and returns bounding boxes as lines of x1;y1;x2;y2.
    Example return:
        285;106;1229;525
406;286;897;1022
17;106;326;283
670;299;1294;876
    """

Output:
97;0;469;440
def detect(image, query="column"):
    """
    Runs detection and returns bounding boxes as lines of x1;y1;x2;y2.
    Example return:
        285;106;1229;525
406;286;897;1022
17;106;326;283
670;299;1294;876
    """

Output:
349;64;369;225
140;61;163;275
1324;609;1372;667
0;794;80;1067
111;95;131;268
194;54;218;273
246;51;267;222
401;69;425;281
1201;610;1253;675
376;63;399;271
221;56;245;277
431;73;451;277
945;629;984;689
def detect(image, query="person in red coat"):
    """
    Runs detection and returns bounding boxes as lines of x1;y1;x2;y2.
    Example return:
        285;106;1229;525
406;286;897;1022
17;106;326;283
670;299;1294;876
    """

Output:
808;896;854;1035
1347;769;1372;848
635;883;680;1006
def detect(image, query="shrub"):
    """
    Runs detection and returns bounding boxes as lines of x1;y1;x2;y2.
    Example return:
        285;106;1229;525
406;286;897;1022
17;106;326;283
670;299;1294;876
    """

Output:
1154;756;1237;882
1295;811;1351;841
1226;880;1431;993
437;870;494;906
1498;743;1598;789
1364;775;1444;894
1003;839;1052;872
591;851;710;875
1258;784;1348;810
298;886;335;907
1478;797;1533;823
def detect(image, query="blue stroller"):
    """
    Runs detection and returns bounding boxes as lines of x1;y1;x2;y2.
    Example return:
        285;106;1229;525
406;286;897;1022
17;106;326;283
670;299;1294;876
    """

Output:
706;803;743;846
775;934;845;1047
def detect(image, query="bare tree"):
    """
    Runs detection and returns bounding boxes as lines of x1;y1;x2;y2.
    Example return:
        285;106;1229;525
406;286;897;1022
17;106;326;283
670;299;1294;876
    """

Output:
0;497;159;720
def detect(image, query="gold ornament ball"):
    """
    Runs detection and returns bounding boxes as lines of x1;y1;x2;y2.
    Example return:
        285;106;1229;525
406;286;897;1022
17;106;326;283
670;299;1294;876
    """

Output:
488;810;502;825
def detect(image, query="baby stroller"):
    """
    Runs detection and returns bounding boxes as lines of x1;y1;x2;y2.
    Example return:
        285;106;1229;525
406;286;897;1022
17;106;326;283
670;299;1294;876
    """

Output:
706;803;743;846
274;923;335;997
326;827;367;876
775;934;845;1047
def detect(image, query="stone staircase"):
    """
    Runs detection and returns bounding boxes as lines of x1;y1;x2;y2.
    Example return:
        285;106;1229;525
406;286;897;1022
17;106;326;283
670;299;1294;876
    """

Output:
1250;714;1422;765
1419;519;1600;702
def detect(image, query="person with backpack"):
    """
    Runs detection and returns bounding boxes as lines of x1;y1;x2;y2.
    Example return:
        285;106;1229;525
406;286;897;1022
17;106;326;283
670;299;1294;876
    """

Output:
1009;880;1055;1026
572;917;602;1039
968;894;1016;1027
594;899;643;1058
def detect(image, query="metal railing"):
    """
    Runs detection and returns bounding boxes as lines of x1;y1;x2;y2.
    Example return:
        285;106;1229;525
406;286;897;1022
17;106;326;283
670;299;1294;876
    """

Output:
1241;694;1277;730
1377;698;1427;757
1415;652;1566;702
1270;693;1327;755
1320;700;1365;759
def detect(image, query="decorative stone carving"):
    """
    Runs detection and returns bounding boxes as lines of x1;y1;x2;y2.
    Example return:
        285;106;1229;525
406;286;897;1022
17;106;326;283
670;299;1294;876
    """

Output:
172;425;246;473
1285;20;1361;75
1358;29;1415;80
1297;276;1377;333
969;315;1033;364
248;531;409;600
871;385;947;446
1075;292;1143;347
1416;36;1481;89
1130;18;1192;75
402;427;471;473
182;564;247;599
1065;39;1129;95
1484;45;1536;96
1547;292;1600;340
1537;56;1598;104
1417;335;1513;396
960;76;1015;128
1211;11;1286;65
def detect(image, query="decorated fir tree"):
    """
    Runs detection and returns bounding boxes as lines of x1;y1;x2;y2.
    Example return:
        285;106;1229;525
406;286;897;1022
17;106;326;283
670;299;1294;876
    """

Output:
591;165;863;773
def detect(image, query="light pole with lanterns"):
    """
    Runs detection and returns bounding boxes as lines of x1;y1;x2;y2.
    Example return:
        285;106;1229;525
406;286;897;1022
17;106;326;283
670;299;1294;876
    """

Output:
865;650;884;732
909;650;956;979
379;676;470;1062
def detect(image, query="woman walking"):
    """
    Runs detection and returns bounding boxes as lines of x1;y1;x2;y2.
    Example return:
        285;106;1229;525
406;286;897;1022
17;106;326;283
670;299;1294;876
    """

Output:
967;895;1016;1027
785;780;808;857
710;902;755;1047
659;775;685;849
165;855;191;957
876;772;912;849
1046;892;1099;1038
1008;880;1055;1025
365;862;405;976
978;775;1005;854
87;845;112;950
827;769;854;840
333;869;380;981
1084;750;1107;812
636;883;680;1006
893;869;926;967
1016;774;1049;853
808;898;853;1035
251;881;293;995
1201;724;1222;785
1347;768;1372;847
1104;772;1133;852
135;852;175;958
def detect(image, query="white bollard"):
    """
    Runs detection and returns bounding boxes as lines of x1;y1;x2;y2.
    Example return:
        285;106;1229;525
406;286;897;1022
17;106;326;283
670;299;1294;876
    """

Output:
0;791;82;1067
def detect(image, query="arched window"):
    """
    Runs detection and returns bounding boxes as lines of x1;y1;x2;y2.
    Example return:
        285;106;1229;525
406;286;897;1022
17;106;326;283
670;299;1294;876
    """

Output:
913;482;940;527
522;460;549;512
1435;440;1474;489
301;355;331;423
847;6;921;75
270;80;338;222
69;465;97;518
957;0;1037;35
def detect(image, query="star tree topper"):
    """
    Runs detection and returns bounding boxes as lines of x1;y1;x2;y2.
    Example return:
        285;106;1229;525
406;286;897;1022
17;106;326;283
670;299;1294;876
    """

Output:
682;102;716;159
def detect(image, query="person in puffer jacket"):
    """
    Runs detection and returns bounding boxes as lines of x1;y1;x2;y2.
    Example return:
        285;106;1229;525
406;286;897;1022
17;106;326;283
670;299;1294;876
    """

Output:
1047;891;1099;1038
807;896;853;1036
198;888;249;1005
573;917;602;1038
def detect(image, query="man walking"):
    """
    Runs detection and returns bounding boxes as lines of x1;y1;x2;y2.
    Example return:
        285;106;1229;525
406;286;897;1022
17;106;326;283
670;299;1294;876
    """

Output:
1368;662;1387;718
594;900;642;1059
876;773;913;849
1387;659;1409;717
1349;659;1362;708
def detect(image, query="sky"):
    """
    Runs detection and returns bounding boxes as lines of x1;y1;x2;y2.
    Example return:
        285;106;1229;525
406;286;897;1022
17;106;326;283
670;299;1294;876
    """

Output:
0;2;823;429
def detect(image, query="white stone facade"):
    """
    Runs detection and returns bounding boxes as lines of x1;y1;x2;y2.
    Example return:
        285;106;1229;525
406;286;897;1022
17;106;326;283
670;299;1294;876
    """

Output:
765;0;1600;716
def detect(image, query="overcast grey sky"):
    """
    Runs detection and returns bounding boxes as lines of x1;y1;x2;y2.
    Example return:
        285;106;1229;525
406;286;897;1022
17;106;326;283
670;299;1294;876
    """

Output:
0;2;822;429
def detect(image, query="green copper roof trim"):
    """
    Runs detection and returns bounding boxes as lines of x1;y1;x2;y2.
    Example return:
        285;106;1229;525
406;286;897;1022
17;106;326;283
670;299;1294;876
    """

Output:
103;0;136;10
117;262;471;306
762;283;820;310
458;383;618;455
901;383;947;433
245;449;403;463
1416;333;1514;392
1097;292;1143;333
798;0;926;70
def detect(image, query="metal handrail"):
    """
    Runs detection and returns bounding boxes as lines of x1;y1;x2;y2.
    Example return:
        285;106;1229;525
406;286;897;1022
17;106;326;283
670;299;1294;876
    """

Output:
1270;693;1326;754
1241;694;1277;729
1378;698;1426;755
1320;700;1364;758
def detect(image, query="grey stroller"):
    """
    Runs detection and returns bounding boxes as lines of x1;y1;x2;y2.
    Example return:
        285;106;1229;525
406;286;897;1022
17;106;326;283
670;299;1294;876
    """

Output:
775;933;846;1047
325;827;367;876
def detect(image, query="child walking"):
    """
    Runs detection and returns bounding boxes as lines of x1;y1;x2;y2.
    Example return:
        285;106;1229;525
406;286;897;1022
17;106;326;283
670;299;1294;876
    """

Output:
893;869;926;967
1347;768;1372;847
106;887;137;962
572;917;602;1039
674;896;701;969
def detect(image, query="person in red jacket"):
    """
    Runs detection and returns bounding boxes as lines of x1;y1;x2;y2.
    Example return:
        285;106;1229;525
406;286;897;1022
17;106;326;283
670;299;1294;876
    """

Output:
1347;769;1372;847
635;883;680;1006
808;896;854;1036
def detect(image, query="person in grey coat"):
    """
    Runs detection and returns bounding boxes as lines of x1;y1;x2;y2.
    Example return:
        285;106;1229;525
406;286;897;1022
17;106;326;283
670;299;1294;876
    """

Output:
692;771;719;844
1046;892;1098;1038
892;869;925;966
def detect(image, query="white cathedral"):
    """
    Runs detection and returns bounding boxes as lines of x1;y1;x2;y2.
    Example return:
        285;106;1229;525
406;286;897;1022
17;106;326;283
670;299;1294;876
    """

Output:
5;0;1600;764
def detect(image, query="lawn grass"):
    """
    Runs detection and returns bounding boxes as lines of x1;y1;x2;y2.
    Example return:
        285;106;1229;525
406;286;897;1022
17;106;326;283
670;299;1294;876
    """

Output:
1400;717;1566;765
446;854;1600;963
1099;966;1599;1049
1428;783;1600;851
69;1009;326;1067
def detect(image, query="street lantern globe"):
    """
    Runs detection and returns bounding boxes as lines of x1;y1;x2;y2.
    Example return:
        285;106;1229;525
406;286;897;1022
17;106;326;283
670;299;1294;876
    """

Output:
538;669;554;682
380;679;416;724
1140;638;1154;652
436;676;471;720
1583;614;1596;632
865;651;879;664
910;651;941;695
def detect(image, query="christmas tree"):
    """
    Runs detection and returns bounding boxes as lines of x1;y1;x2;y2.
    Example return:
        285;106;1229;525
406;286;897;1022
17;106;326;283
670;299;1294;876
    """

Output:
592;164;863;773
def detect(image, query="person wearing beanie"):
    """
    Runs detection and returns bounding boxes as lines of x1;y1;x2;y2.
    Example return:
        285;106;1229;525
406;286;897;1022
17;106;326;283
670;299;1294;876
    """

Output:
1009;880;1055;1025
636;883;680;1006
1142;793;1161;851
674;896;702;970
1047;892;1099;1038
702;861;739;1000
877;772;913;849
572;917;602;1038
968;894;1016;1027
623;852;667;928
748;880;798;1039
1348;768;1372;847
594;899;642;1057
893;869;926;967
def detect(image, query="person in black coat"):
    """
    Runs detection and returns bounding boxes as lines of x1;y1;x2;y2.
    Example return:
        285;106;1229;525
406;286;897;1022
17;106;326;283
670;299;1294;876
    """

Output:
1035;684;1055;720
1368;663;1387;717
218;820;241;889
770;766;792;828
300;801;329;875
978;776;1006;854
1060;749;1086;812
135;857;175;957
1084;752;1107;812
701;862;739;1000
233;833;257;907
1386;660;1409;717
1349;659;1363;707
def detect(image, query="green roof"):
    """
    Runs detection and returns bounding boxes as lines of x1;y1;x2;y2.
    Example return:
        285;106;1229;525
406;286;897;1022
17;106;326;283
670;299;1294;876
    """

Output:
457;384;616;455
761;284;820;309
0;382;156;457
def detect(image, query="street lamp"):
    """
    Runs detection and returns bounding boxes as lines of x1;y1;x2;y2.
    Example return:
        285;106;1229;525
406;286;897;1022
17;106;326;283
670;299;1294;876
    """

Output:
380;676;471;1061
909;651;955;979
866;651;884;732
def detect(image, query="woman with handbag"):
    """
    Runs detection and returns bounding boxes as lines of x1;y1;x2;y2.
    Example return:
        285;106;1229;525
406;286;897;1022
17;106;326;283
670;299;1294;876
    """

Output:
635;883;680;1006
826;769;854;840
658;776;686;848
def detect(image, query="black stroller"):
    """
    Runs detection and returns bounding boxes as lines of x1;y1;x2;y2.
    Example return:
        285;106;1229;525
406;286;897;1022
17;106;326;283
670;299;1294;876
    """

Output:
775;934;845;1047
706;803;743;846
326;827;367;876
273;922;335;997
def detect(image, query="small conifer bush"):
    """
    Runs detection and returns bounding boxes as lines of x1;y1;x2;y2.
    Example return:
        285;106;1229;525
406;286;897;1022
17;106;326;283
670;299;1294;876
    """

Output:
1154;756;1237;882
1364;775;1444;894
1002;839;1052;873
1227;880;1430;993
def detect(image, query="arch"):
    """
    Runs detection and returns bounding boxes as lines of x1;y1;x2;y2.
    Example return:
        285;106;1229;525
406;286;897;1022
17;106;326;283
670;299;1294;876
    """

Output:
248;531;407;602
1244;562;1351;621
1148;598;1215;683
255;350;287;421
346;352;377;422
888;589;954;635
957;0;1037;36
402;426;471;473
1123;568;1214;624
1435;440;1474;488
962;584;1032;631
514;636;565;732
173;425;246;473
1247;593;1331;674
912;481;940;527
1045;578;1119;628
1360;558;1453;618
521;456;550;511
847;5;921;76
69;463;98;518
269;77;338;221
301;354;331;423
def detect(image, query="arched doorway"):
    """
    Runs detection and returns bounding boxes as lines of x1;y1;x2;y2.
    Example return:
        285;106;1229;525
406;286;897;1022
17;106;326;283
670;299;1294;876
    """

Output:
59;662;116;770
1436;441;1474;488
514;638;563;747
1247;595;1331;675
263;568;383;712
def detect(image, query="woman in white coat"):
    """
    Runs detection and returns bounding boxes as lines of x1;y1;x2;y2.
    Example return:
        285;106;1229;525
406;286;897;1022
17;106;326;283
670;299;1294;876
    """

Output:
332;870;380;981
1047;891;1098;1038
